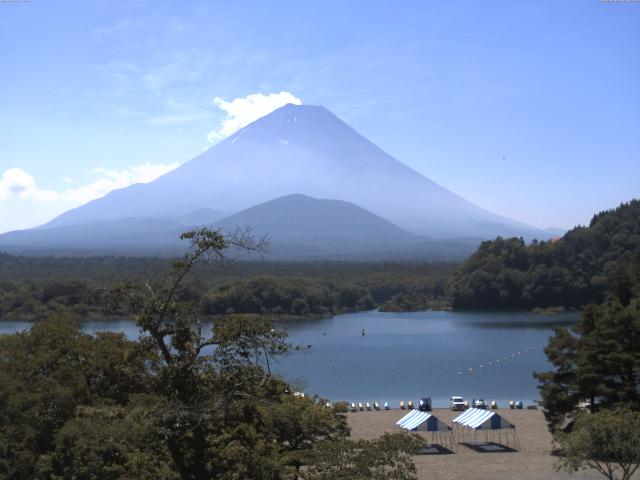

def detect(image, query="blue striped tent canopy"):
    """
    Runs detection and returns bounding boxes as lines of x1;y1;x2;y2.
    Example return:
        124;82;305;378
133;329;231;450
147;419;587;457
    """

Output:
453;408;515;430
395;410;451;432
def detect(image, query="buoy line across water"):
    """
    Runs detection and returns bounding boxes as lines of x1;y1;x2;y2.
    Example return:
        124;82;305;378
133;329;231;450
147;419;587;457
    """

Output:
456;345;538;376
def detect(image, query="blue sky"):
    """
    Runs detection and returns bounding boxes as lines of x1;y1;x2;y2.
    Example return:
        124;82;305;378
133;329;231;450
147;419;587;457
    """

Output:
0;0;638;233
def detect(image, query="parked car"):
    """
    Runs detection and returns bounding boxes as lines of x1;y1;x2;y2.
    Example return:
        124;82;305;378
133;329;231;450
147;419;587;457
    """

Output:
449;396;465;411
472;398;487;409
418;397;432;412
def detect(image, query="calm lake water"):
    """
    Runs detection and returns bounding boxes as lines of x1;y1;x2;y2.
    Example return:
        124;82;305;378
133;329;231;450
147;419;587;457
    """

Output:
0;310;579;407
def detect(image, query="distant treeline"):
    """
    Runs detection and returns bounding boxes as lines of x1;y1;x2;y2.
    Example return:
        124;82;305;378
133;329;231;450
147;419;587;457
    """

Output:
448;200;640;310
200;277;375;317
0;257;455;320
0;280;109;320
5;199;638;318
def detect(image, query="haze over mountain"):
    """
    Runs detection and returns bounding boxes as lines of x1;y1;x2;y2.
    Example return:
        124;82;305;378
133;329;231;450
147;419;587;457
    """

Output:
214;194;419;258
0;209;224;256
0;194;479;259
0;104;555;258
213;194;481;260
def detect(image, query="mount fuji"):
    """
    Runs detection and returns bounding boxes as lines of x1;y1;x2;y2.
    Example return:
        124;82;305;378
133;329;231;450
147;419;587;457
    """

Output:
0;104;551;257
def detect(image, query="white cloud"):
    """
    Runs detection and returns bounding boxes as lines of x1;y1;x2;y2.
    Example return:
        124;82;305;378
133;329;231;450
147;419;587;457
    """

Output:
207;91;302;142
0;162;180;233
66;162;179;204
0;168;58;202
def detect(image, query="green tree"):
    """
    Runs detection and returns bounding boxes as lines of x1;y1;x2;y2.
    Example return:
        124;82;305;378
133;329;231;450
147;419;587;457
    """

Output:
302;432;424;480
271;396;349;477
448;200;640;310
555;408;640;480
535;292;640;431
39;403;177;480
112;228;352;479
0;315;151;479
534;325;583;429
0;228;422;479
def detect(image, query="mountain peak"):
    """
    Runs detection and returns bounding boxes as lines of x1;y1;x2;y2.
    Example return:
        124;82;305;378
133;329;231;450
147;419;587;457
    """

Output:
274;103;328;114
230;103;335;137
30;103;549;241
213;193;417;257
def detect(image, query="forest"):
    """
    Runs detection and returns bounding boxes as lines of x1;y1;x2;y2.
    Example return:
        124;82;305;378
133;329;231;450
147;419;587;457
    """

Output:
533;224;640;479
0;255;454;321
0;229;425;479
447;200;640;310
2;200;640;321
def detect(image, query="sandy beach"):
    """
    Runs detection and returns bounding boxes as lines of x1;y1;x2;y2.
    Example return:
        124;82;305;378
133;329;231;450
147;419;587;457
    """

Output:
347;408;607;480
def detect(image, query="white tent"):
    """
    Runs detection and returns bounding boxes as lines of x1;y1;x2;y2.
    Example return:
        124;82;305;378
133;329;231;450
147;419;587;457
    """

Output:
452;408;519;450
395;410;454;450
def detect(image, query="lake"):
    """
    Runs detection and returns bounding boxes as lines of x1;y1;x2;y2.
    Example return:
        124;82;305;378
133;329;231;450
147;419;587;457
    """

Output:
0;309;579;408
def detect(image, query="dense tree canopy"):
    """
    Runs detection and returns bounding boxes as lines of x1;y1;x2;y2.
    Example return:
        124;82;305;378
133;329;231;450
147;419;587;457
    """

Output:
0;316;165;478
0;228;423;479
0;313;362;479
0;257;455;320
200;277;375;317
535;262;640;431
533;225;640;479
302;433;423;480
448;200;640;310
534;245;640;429
555;408;640;480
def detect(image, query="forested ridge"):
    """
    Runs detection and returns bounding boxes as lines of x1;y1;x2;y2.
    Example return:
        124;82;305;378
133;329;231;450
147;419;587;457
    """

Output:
3;199;638;320
0;257;454;320
534;244;640;479
448;200;640;310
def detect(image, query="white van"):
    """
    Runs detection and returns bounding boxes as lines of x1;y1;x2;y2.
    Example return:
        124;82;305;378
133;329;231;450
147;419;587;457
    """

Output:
449;396;465;411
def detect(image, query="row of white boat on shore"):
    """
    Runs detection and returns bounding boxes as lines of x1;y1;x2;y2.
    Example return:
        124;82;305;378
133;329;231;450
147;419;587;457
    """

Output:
292;392;533;412
349;400;426;412
350;401;388;411
348;399;530;412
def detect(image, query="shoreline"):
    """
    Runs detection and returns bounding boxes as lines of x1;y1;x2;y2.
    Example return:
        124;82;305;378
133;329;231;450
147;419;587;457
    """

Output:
0;304;584;324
